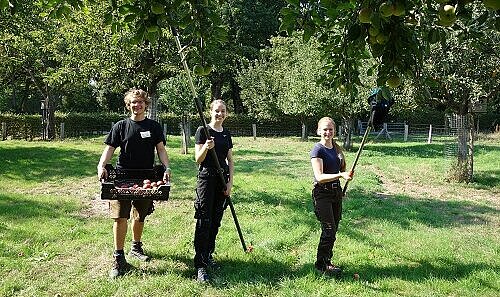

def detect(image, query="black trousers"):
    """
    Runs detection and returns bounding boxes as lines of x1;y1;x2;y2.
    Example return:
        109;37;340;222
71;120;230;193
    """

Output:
194;173;228;268
312;183;343;269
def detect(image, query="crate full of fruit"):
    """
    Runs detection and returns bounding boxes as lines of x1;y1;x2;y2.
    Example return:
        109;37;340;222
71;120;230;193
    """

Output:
100;164;170;201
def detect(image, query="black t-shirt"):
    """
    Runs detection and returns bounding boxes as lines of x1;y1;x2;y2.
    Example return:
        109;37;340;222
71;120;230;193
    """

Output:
195;125;233;169
105;118;165;169
310;142;343;183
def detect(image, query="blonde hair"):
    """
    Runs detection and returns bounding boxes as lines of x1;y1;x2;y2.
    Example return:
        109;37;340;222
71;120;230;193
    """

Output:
124;88;151;108
210;99;227;111
317;117;346;171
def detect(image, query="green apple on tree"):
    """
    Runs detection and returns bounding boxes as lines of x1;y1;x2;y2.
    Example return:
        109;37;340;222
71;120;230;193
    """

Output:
386;75;401;88
368;26;380;36
391;1;405;16
147;25;159;33
376;33;389;44
338;84;347;94
368;34;378;44
193;65;204;76
151;3;165;14
358;8;372;23
202;65;212;76
380;2;393;18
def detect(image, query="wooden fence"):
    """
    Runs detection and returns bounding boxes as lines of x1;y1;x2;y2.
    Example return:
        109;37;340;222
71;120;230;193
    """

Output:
357;121;449;143
3;120;455;143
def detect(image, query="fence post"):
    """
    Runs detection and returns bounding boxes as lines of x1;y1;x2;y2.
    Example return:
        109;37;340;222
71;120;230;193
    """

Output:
252;124;257;140
427;124;433;144
163;123;168;140
2;122;6;140
357;120;362;135
60;122;65;140
111;122;114;130
404;124;408;142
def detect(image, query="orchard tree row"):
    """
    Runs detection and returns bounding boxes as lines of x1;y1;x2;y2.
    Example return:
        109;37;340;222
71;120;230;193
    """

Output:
0;0;286;115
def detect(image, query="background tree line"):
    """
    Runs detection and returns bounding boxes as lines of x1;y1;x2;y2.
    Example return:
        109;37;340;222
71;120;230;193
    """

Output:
1;1;497;117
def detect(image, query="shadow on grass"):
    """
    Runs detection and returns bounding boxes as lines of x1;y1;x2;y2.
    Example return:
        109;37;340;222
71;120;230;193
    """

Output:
475;144;500;154
351;258;499;291
343;189;498;229
130;252;498;291
138;253;312;286
0;193;78;220
472;170;500;189
0;146;100;182
234;149;287;158
360;143;445;158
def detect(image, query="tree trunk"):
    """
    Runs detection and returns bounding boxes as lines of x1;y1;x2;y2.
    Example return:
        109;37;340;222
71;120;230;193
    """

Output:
41;97;55;140
230;77;244;114
301;121;308;141
448;113;474;182
180;115;191;155
467;113;474;181
342;116;354;150
147;78;161;121
147;93;159;121
211;75;223;100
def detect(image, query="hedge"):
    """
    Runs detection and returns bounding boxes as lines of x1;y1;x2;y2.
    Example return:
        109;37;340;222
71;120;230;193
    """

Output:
0;111;497;140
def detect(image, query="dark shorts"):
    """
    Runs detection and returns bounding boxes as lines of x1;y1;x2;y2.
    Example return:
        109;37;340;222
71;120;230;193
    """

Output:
109;200;154;222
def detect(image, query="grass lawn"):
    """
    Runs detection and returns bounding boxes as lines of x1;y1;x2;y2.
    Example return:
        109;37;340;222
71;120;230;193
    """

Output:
0;134;498;297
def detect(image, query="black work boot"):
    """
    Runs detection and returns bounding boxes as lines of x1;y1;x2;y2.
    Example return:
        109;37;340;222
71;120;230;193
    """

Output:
207;254;220;270
129;241;150;262
197;267;209;283
109;252;129;279
315;261;342;278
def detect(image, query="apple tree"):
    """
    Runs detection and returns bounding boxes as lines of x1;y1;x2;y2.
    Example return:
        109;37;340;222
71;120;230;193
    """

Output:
280;0;499;181
280;0;499;92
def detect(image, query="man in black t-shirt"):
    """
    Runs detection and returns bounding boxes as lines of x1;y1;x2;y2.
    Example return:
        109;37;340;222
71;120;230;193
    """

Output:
97;88;171;279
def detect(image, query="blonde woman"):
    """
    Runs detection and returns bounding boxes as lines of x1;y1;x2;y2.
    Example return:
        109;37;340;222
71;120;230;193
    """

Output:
310;117;353;276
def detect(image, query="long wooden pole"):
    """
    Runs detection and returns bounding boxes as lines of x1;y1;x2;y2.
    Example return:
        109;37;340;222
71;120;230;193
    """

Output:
343;110;375;195
171;27;247;252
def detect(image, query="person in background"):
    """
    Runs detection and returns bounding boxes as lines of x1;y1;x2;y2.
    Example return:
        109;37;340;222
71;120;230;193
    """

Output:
97;88;171;279
310;117;353;276
193;99;234;283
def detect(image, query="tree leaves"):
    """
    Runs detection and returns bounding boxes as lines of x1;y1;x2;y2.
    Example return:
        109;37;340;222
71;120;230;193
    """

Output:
280;1;500;90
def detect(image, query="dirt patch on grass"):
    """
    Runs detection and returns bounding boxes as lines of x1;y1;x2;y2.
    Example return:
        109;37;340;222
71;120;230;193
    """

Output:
368;164;499;228
368;165;499;207
79;194;108;218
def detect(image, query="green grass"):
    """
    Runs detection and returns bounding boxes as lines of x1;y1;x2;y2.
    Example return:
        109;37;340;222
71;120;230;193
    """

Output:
0;135;498;297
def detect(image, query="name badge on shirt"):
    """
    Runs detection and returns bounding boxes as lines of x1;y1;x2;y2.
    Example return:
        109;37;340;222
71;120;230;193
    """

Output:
140;131;151;138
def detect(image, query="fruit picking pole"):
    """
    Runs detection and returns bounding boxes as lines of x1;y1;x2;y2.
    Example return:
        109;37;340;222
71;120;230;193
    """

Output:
171;27;248;252
343;110;375;195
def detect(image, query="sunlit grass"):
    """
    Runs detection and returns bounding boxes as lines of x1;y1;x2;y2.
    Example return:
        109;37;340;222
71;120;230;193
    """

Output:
0;135;498;297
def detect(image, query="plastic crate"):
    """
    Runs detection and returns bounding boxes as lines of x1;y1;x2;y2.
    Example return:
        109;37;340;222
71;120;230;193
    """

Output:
100;164;170;201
